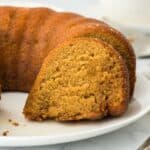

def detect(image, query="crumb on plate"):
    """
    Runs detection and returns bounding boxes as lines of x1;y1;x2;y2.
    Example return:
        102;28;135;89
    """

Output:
8;119;19;126
2;130;9;136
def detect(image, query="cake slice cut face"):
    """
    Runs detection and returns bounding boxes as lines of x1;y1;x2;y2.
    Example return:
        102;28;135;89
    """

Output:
24;38;129;121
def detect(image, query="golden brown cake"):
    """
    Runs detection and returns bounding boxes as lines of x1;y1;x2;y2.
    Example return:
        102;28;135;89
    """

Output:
0;6;136;121
24;38;129;121
60;19;135;98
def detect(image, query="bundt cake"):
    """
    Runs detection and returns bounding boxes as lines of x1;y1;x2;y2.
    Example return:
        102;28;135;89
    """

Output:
0;6;136;121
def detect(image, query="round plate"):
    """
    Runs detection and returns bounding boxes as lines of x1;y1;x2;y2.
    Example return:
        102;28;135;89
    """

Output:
0;74;150;147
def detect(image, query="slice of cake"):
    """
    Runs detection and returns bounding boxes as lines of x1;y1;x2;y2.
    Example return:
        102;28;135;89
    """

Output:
24;38;129;121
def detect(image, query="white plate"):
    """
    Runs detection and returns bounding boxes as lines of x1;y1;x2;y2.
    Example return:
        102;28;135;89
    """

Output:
0;74;150;147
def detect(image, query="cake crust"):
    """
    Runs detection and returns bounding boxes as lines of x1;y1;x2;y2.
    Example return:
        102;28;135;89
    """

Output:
0;7;135;121
0;7;135;96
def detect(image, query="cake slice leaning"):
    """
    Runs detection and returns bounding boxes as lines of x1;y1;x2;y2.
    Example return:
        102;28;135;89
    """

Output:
23;38;129;121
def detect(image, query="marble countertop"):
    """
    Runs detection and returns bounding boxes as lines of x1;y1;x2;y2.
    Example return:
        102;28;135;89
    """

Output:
0;0;150;149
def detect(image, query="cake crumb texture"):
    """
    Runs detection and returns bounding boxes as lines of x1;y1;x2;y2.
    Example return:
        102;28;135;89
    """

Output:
24;38;129;121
